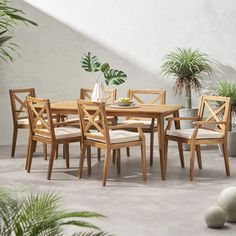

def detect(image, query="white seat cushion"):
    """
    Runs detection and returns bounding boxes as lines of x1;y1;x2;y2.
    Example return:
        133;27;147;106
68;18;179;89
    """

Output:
119;119;157;128
18;118;29;125
37;127;81;139
166;128;223;139
89;130;140;144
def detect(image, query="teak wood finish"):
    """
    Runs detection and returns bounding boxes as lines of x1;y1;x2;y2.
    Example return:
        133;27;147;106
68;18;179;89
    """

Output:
123;89;166;166
165;95;231;181
77;99;147;186
42;100;182;180
80;88;118;161
9;88;39;157
26;97;81;180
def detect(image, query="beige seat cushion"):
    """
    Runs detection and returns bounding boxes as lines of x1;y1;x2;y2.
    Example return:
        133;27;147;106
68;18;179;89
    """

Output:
37;127;81;139
119;119;157;128
18;118;29;125
166;128;223;139
89;130;140;144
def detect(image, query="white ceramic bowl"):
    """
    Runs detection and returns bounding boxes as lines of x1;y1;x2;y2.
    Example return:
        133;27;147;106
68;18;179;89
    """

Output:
115;100;134;106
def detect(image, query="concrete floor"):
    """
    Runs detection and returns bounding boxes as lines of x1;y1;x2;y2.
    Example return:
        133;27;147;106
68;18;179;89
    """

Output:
0;144;236;236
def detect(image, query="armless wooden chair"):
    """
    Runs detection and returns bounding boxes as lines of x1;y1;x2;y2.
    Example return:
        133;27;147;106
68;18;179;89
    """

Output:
26;97;81;180
165;95;231;181
119;89;166;166
9;88;38;157
77;100;147;186
80;88;118;161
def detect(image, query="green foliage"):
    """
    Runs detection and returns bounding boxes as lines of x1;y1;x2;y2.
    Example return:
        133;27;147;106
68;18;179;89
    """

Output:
0;188;111;236
0;0;38;62
81;52;127;86
161;48;213;108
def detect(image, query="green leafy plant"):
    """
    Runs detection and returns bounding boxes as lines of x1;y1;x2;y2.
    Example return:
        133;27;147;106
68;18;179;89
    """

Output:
0;0;38;61
161;48;213;109
207;80;236;131
0;188;111;236
81;52;127;86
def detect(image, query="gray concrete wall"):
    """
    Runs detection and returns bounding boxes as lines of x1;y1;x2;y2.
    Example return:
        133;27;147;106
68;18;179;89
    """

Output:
1;0;236;145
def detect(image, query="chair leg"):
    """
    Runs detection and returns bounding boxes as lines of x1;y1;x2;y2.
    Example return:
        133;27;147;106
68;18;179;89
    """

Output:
177;141;185;168
33;140;37;153
47;143;56;180
87;147;92;176
55;144;59;159
26;138;34;173
116;149;121;175
126;147;130;157
43;143;47;160
64;144;69;168
164;138;168;173
102;148;111;186
150;130;154;166
141;141;147;181
97;148;101;162
195;145;202;169
189;143;196;181
11;128;18;157
112;149;116;164
25;134;31;170
222;142;230;176
78;145;86;178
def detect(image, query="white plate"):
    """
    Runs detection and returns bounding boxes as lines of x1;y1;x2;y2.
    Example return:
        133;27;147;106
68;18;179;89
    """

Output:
109;104;140;109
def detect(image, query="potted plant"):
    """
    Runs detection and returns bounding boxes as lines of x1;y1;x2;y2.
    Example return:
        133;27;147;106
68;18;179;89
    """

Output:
207;80;236;157
0;187;110;236
0;0;38;62
161;48;213;149
81;52;127;102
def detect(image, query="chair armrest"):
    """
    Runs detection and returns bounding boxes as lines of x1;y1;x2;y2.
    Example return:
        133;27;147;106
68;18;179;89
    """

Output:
166;117;199;121
109;123;143;130
193;121;226;126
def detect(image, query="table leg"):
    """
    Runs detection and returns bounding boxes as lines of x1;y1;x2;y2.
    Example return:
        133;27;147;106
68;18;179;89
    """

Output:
157;114;166;180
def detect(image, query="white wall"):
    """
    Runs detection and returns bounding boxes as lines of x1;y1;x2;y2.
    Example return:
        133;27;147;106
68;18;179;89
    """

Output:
1;0;236;145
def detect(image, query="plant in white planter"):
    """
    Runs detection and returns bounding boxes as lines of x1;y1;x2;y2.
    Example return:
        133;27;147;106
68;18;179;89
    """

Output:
81;52;127;102
208;80;236;156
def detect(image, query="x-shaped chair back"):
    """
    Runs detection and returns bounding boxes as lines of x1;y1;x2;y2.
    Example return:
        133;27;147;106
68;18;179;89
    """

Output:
80;88;117;104
26;96;55;140
198;95;231;135
78;100;110;144
9;88;36;125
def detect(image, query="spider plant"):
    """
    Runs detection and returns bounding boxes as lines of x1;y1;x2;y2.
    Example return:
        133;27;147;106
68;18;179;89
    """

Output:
208;80;236;131
0;188;111;236
81;52;127;86
161;48;213;109
0;0;38;62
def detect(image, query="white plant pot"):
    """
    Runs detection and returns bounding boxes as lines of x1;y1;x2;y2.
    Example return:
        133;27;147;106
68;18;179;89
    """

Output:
179;108;199;151
91;82;106;102
218;131;236;157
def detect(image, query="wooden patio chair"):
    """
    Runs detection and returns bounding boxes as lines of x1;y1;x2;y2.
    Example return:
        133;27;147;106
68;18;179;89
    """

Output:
165;95;231;181
77;99;147;186
26;96;81;180
119;89;166;166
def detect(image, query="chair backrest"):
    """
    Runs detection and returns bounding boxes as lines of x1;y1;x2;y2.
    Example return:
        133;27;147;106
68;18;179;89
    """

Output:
198;95;231;135
26;96;55;140
80;88;117;104
128;89;166;105
9;88;36;125
78;99;110;144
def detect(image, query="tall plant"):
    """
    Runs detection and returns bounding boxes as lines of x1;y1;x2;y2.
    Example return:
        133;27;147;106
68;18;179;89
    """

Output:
81;52;127;86
161;48;213;109
0;188;111;236
0;0;38;61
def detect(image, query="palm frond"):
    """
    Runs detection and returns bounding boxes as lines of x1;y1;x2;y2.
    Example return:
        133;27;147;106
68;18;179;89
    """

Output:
73;231;113;236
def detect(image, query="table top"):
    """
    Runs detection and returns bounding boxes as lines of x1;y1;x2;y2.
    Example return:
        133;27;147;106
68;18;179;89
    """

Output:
50;100;183;118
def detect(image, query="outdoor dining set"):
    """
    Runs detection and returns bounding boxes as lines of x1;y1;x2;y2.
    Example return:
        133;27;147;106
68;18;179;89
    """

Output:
9;87;231;186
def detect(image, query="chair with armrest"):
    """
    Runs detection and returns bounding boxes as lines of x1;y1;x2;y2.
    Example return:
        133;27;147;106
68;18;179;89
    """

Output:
119;89;166;166
26;96;81;180
165;95;231;180
77;99;147;186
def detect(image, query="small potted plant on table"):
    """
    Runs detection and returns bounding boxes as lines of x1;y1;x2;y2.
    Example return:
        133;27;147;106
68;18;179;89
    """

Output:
208;80;236;156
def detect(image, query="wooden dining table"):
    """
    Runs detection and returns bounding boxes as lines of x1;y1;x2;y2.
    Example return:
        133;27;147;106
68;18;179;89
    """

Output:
50;101;182;180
